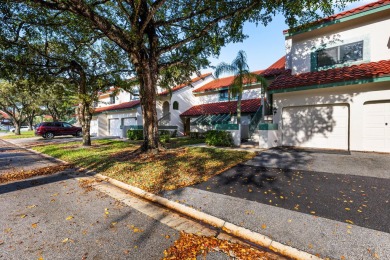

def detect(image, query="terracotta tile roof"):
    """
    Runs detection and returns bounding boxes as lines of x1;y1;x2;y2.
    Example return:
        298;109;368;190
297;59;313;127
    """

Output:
284;0;390;33
181;98;261;116
159;73;212;95
320;0;390;22
0;110;10;119
193;70;264;93
268;60;390;91
261;56;286;77
94;100;140;113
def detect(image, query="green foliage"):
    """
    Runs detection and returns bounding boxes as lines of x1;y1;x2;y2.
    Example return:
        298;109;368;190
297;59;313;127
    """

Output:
160;134;170;144
205;130;233;147
127;129;143;140
214;50;267;124
189;132;206;139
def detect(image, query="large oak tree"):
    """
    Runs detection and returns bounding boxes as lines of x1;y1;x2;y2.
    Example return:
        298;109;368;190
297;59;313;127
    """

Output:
2;0;356;151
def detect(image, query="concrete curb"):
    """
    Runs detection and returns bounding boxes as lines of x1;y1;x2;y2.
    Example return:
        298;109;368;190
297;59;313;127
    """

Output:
94;173;322;260
3;138;321;260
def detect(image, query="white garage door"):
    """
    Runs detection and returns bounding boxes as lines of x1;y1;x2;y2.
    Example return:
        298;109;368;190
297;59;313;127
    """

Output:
282;105;349;150
109;118;121;137
363;101;390;153
90;120;98;136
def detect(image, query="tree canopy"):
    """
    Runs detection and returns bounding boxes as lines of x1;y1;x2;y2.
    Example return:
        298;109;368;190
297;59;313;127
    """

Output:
0;0;358;151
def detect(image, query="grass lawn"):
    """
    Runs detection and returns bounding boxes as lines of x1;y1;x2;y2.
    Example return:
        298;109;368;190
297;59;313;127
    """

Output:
33;139;255;193
1;130;35;139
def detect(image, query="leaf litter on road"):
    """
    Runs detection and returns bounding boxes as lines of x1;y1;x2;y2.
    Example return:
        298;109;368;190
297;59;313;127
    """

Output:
163;232;280;260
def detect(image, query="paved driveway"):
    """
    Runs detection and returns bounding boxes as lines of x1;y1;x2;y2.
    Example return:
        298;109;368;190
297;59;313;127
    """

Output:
162;147;390;259
243;147;390;179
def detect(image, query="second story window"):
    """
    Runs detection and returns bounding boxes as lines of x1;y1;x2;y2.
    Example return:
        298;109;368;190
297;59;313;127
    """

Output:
316;40;364;69
219;89;237;101
109;95;115;104
130;89;139;100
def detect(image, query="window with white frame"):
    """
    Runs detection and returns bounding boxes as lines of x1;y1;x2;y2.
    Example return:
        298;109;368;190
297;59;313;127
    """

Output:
130;88;139;100
109;95;115;104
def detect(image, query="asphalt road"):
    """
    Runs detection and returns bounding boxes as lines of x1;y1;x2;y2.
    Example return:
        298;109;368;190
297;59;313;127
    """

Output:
0;171;181;260
0;139;179;260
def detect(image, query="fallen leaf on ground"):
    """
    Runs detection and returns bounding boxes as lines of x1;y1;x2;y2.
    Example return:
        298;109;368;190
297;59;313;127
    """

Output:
163;232;272;259
66;216;74;221
346;220;354;224
261;224;267;229
20;214;27;218
27;205;37;209
0;165;71;184
31;223;38;228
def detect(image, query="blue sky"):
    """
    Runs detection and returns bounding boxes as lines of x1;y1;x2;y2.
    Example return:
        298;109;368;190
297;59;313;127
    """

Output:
204;0;376;74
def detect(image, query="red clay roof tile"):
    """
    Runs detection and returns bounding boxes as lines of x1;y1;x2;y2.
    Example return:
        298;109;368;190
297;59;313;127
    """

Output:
0;110;10;119
284;0;390;33
94;100;140;113
268;60;390;91
261;56;286;77
181;98;261;116
193;70;264;93
159;73;212;95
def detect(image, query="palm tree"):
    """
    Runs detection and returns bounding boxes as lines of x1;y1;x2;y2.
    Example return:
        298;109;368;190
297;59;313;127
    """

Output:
215;50;267;125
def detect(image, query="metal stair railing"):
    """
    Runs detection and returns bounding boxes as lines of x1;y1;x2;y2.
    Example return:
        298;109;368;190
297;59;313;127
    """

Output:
249;105;263;135
158;112;171;126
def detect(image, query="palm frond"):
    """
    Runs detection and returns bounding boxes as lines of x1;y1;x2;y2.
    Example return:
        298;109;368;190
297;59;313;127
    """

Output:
214;62;235;78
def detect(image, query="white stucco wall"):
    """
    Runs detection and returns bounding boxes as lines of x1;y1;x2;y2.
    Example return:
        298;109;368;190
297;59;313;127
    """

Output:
273;81;390;151
97;89;137;108
156;75;214;135
286;14;390;74
94;107;142;138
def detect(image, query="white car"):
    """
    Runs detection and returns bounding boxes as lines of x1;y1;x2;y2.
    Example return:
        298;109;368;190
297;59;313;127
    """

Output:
10;126;30;132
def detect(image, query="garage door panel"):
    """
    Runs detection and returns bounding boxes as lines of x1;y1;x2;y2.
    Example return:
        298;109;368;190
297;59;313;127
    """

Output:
109;119;121;137
282;105;349;150
363;102;390;153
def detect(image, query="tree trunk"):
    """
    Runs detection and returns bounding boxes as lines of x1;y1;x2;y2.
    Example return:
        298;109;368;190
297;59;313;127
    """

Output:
138;61;160;152
77;100;92;146
13;121;21;135
236;93;242;125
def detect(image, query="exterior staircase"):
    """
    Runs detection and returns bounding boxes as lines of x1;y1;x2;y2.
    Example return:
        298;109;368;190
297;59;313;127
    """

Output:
248;105;263;142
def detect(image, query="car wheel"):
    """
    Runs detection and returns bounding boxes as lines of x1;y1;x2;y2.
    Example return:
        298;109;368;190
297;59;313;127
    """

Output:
45;132;54;139
76;130;82;137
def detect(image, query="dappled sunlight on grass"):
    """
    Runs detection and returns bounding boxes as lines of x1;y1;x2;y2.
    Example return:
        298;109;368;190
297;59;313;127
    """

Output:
2;130;35;139
33;139;255;193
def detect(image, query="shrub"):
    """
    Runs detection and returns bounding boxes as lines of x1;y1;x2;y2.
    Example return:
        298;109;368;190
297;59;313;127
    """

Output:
189;132;206;139
171;130;177;138
205;130;233;147
160;134;170;143
127;129;143;140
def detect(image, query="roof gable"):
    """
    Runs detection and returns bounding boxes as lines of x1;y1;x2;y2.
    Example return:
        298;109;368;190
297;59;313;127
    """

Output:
285;0;390;35
94;100;140;113
159;73;212;96
193;70;264;93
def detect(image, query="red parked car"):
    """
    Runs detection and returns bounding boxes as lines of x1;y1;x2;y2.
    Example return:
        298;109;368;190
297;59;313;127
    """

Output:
35;122;82;139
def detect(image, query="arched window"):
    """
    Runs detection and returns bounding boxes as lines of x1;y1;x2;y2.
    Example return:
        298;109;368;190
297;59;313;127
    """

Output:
173;101;179;110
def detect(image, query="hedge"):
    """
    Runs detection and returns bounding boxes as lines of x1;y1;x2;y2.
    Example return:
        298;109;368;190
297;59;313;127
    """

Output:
205;130;233;147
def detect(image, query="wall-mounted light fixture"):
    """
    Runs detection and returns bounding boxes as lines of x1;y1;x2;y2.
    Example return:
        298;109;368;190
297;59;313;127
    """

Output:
388;36;390;49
